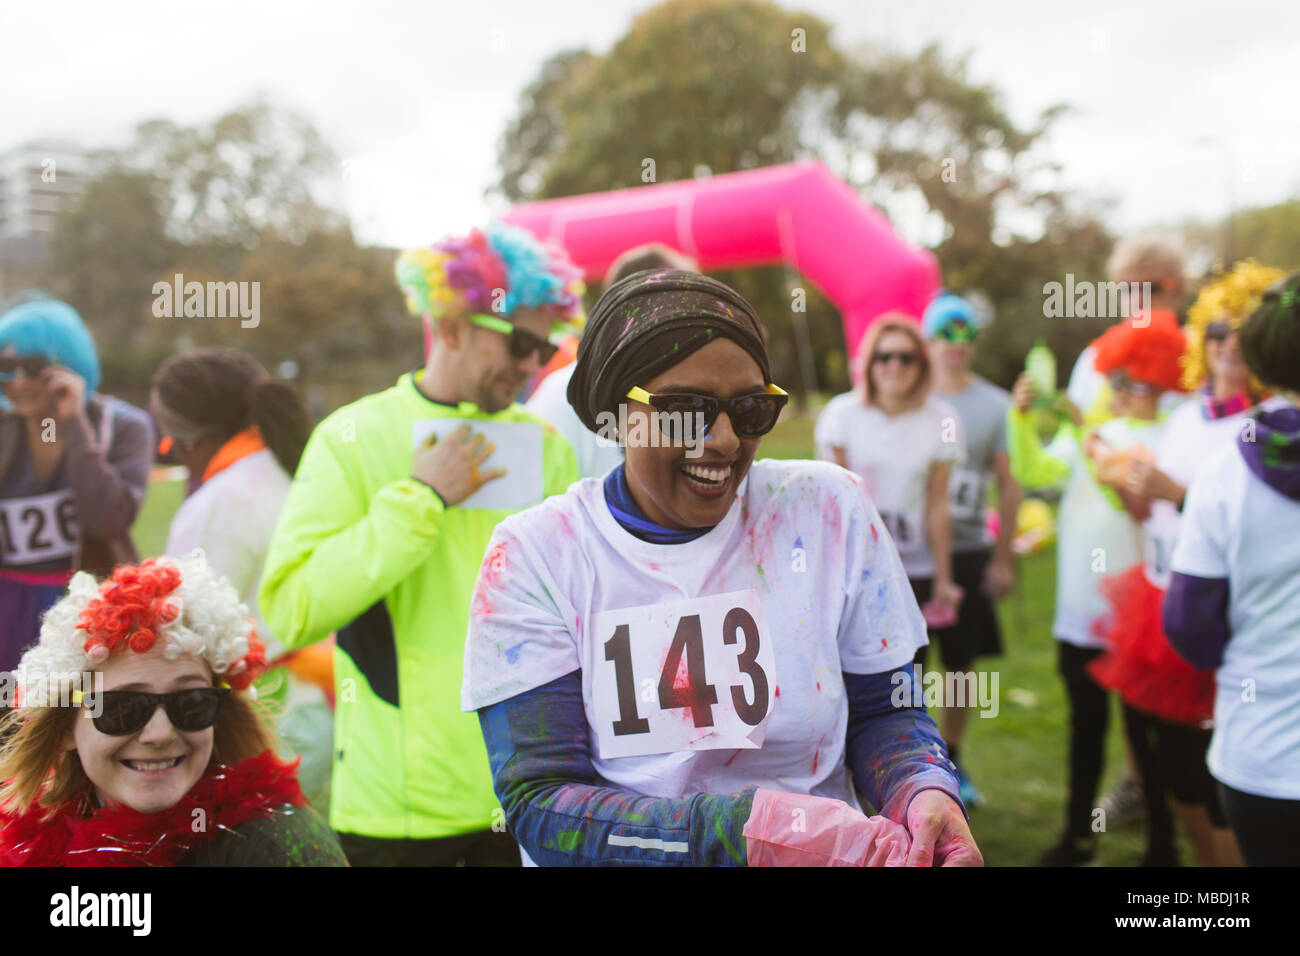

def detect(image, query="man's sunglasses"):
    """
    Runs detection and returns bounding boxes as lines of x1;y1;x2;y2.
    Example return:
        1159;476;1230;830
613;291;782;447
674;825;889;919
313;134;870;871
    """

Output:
81;687;230;736
1107;370;1157;397
934;321;978;344
0;355;50;380
1203;321;1234;343
872;350;920;367
626;383;789;439
467;314;560;364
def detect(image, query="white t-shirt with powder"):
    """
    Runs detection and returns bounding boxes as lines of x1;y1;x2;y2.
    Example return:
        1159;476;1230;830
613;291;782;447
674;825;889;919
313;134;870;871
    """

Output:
462;458;928;807
1143;399;1251;589
1045;417;1161;647
1171;437;1300;800
813;392;964;578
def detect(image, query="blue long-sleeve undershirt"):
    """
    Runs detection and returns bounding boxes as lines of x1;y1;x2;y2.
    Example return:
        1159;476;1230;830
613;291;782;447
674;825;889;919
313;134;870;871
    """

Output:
843;666;966;822
1164;570;1232;670
477;664;965;866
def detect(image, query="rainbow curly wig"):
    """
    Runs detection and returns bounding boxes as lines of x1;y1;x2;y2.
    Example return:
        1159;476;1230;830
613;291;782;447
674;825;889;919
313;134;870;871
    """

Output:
16;552;267;708
1182;259;1285;391
395;221;585;329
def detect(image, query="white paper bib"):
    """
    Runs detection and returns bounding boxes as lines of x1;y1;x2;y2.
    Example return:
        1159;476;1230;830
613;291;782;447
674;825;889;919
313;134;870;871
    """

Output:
0;490;78;566
588;589;776;759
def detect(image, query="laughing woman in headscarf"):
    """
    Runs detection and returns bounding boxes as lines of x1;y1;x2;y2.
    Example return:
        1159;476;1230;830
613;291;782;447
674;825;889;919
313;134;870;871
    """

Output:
461;270;982;867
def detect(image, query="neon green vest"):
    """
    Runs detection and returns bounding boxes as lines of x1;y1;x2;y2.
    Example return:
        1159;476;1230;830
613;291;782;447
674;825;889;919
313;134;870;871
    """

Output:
259;373;579;838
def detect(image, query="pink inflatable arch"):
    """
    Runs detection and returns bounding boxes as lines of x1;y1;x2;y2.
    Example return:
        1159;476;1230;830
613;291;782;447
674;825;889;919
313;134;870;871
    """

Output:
504;160;940;363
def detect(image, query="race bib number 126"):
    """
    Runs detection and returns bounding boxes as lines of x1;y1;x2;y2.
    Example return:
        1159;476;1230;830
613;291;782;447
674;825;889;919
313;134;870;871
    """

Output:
589;590;777;759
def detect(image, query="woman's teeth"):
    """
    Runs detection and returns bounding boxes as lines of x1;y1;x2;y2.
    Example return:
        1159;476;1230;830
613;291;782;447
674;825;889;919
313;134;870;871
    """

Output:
123;757;184;772
682;463;731;485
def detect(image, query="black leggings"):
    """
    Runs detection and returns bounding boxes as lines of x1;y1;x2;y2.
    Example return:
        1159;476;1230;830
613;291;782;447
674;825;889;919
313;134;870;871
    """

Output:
1121;705;1226;862
1058;642;1110;840
1219;784;1300;866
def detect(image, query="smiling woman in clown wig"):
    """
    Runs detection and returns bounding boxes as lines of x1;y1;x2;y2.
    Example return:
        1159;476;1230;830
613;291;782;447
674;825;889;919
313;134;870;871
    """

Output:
0;552;346;866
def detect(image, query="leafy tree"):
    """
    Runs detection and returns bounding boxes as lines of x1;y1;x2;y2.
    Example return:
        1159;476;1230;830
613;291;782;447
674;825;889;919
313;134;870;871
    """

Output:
1183;199;1300;273
48;101;406;398
124;99;343;248
49;167;180;345
494;0;1114;391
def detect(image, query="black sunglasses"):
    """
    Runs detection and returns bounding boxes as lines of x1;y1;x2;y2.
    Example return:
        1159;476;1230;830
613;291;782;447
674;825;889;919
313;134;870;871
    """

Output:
467;314;560;364
873;350;920;367
1107;370;1157;397
626;384;789;439
0;355;50;379
88;687;230;736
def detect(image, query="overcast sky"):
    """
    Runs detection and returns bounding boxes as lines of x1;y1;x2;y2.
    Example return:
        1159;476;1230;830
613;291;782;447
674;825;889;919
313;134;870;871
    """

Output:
4;0;1297;250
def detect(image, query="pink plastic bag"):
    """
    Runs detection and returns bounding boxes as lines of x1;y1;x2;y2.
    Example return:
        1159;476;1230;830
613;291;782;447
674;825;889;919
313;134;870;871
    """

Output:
922;598;958;628
742;788;912;867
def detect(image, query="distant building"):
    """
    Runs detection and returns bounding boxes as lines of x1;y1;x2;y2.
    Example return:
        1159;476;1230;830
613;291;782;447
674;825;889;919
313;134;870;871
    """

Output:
0;140;87;300
0;140;87;238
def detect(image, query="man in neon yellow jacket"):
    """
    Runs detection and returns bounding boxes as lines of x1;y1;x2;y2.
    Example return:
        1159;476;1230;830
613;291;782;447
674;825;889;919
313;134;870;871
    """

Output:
259;223;583;865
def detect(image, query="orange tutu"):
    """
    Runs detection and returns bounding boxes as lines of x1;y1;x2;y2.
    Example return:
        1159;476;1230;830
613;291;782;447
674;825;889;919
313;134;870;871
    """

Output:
1088;565;1215;725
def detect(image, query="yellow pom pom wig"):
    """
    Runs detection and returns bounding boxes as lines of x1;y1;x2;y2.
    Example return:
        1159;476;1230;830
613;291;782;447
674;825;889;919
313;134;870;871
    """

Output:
1182;259;1285;392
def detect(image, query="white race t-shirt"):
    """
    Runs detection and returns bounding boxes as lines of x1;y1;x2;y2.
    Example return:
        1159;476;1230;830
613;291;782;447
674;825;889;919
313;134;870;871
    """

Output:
462;458;928;807
1171;439;1300;800
814;392;964;578
1046;417;1161;647
1143;400;1250;589
525;363;624;480
165;449;292;657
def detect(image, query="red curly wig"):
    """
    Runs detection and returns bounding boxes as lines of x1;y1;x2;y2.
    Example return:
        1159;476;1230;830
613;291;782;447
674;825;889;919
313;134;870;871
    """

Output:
78;560;183;662
73;558;266;690
1091;312;1187;392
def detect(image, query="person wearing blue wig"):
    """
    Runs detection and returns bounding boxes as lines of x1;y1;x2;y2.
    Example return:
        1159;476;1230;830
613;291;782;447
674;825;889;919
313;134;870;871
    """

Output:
921;292;1019;810
0;296;154;671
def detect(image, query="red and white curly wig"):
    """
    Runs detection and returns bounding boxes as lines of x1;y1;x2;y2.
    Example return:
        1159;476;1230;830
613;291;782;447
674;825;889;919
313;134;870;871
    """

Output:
16;551;266;708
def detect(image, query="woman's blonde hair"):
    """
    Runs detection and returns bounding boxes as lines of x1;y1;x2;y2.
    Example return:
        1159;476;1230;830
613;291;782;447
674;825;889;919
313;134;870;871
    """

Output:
0;684;279;820
856;313;932;410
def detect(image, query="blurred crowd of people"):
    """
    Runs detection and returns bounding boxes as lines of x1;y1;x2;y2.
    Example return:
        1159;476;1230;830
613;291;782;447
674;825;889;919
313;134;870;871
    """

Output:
0;224;1296;868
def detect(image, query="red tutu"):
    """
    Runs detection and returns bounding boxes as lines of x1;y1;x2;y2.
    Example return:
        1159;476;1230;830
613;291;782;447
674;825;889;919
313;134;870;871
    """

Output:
1088;565;1215;725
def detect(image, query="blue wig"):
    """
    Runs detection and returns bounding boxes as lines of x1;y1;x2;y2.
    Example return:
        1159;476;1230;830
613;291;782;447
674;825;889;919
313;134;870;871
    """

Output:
0;298;102;399
921;292;981;340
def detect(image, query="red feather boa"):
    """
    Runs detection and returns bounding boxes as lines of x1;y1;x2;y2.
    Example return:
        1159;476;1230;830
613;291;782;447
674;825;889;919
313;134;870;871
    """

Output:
0;750;305;867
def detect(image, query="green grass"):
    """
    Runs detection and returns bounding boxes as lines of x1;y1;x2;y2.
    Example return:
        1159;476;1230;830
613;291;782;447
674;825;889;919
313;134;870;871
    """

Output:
129;411;1180;865
132;477;186;559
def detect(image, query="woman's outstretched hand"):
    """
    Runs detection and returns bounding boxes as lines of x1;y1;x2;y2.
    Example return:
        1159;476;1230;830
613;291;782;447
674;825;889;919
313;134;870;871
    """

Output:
905;789;984;866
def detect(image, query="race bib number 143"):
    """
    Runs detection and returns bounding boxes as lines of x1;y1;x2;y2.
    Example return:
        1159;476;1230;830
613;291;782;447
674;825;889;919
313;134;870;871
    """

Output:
590;590;777;759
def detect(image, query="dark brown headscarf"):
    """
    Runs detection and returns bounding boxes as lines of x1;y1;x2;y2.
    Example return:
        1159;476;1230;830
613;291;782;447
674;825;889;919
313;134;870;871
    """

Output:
567;269;770;433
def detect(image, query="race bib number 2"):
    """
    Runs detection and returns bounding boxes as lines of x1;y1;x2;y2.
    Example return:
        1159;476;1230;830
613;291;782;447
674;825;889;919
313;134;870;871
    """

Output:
590;590;776;759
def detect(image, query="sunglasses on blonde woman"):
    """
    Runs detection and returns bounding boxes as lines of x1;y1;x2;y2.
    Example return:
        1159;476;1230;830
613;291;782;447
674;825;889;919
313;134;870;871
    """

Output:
81;687;231;736
872;350;919;367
